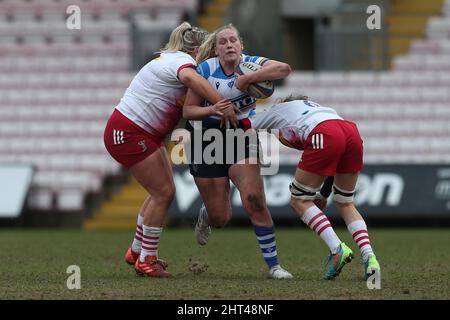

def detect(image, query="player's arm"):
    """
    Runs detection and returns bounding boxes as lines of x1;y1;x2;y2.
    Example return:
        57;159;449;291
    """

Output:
178;67;224;105
319;176;334;199
236;60;291;92
183;88;230;120
313;176;334;210
180;67;239;127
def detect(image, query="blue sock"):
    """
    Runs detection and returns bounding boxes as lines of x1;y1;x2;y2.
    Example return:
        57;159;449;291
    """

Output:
253;224;279;269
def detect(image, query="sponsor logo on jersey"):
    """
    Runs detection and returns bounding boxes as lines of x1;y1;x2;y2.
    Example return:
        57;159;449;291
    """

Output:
203;94;256;114
230;94;256;112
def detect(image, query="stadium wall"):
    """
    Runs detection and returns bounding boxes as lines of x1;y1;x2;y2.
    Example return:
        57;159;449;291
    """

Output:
168;164;450;219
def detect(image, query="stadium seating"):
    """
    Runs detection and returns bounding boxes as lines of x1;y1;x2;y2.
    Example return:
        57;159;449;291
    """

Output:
261;0;450;165
0;0;195;211
1;0;449;216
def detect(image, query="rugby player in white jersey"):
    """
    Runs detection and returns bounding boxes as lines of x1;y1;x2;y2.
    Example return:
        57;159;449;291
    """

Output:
182;24;293;279
249;95;381;280
104;22;233;278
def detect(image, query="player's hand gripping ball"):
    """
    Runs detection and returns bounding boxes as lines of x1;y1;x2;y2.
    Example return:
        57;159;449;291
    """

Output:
235;61;275;99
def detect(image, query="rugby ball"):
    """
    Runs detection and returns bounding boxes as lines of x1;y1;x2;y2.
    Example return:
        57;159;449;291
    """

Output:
235;61;275;99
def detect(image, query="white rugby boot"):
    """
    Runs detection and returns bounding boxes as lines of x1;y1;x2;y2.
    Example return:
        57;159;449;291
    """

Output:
269;265;294;279
195;204;211;246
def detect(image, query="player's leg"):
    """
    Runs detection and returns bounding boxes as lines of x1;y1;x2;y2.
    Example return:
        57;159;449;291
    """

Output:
291;120;356;279
289;168;352;280
229;162;292;279
334;119;379;279
185;122;233;245
290;169;341;253
129;146;175;277
125;195;150;265
104;110;170;275
333;172;380;279
193;176;232;245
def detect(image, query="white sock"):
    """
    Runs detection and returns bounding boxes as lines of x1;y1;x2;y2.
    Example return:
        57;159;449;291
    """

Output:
347;220;374;262
139;225;162;262
131;214;144;253
301;206;341;254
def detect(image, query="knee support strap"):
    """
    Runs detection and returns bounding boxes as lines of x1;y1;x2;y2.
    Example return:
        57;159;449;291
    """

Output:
332;184;355;203
289;179;320;200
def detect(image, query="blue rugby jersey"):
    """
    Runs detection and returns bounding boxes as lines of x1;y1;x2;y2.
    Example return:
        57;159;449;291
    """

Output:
189;54;268;128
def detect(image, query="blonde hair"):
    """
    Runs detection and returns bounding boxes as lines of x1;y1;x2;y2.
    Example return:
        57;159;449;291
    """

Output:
277;94;309;103
161;22;209;54
196;23;242;63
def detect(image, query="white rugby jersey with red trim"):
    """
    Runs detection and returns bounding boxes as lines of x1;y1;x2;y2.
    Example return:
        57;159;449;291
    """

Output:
249;99;343;150
116;51;196;139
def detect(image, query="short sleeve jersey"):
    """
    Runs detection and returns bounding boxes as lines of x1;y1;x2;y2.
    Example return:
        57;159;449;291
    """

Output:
249;100;343;150
116;51;196;139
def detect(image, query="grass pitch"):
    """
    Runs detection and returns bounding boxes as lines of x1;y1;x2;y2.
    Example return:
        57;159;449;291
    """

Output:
0;228;449;300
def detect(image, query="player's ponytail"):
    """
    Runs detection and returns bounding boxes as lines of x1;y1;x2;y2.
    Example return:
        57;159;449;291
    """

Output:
161;22;209;54
278;94;309;103
196;33;216;63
